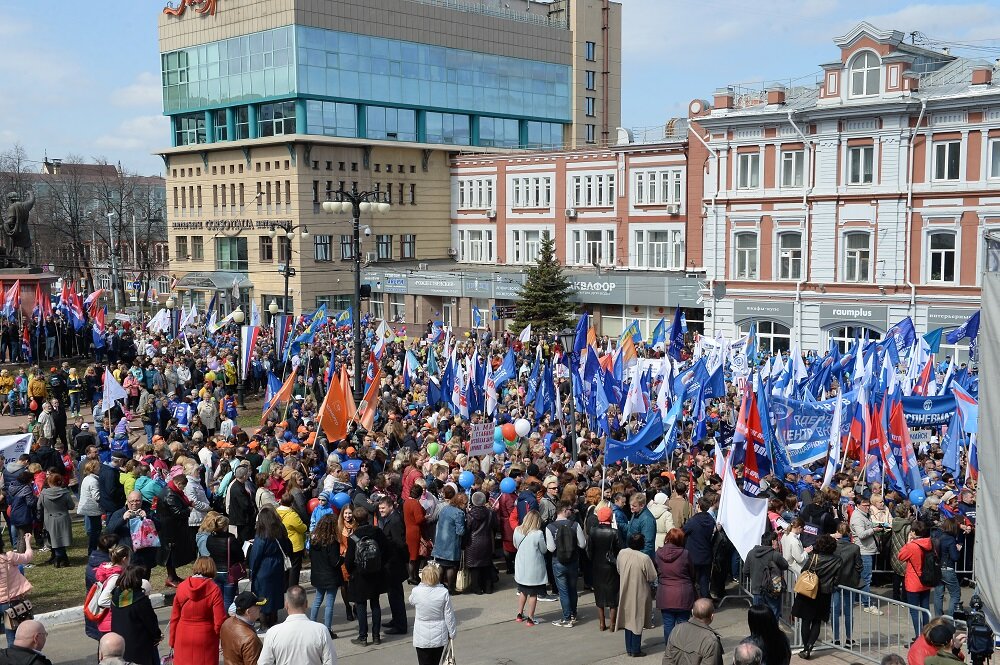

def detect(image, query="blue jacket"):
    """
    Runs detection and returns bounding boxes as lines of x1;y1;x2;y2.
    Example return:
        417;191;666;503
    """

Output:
626;508;657;558
682;511;716;566
432;505;467;562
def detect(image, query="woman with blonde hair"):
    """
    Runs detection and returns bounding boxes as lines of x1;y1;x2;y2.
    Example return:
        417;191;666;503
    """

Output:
409;563;457;665
513;510;547;626
196;510;223;557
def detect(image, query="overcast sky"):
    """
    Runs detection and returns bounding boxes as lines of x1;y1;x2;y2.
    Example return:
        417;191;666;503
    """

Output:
2;1;1000;175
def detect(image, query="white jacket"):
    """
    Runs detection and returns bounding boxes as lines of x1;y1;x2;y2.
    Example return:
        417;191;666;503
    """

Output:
647;501;675;549
408;583;457;649
77;474;102;517
781;531;806;577
184;475;212;526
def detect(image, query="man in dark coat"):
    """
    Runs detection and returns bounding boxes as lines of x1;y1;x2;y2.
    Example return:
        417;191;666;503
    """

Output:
376;495;408;635
682;496;717;599
98;452;127;514
345;506;389;646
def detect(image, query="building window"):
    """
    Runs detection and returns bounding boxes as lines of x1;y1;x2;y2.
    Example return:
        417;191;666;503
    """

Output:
573;173;615;207
849;51;881;98
258;102;296;137
781;150;804;188
633;169;683;206
388;293;406;323
777;231;802;280
585;41;596;61
175;236;188;261
511;229;541;264
457;178;495;210
928;231;957;283
585;71;596;90
274;237;290;264
585;97;596;117
734;231;758;279
190;235;205;261
376;234;392;261
933;141;962;181
314;234;331;261
400;234;416;259
234;107;250;140
479;117;519;148
843;231;870;283
366;106;416;142
847;145;874;185
585;124;596;143
458;228;494;263
990;139;1000;179
340;235;353;260
739;320;791;354
259;236;274;262
215;237;248;271
425;112;471;145
157;275;171;294
214;109;228;141
829;326;882;353
571;229;615;266
737;153;760;189
409;183;416;205
511;177;552;208
174;114;206;146
305;100;358;138
370;295;385;321
634;229;681;269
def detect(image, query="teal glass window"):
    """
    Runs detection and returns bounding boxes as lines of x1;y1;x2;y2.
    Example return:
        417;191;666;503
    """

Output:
175;113;206;146
215;237;248;271
214;109;228;141
425;112;470;145
234;107;250;139
479;117;519;148
259;102;296;137
526;121;563;149
366;106;416;142
306;100;357;138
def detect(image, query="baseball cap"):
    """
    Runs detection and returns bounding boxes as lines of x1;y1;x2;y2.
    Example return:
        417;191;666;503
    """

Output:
81;423;90;430
941;491;957;504
233;591;266;613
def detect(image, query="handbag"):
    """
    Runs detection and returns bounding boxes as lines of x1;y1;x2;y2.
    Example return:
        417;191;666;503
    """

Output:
4;598;32;631
418;537;433;559
454;554;471;594
793;555;820;599
226;539;247;585
129;517;161;550
276;541;292;572
438;638;457;665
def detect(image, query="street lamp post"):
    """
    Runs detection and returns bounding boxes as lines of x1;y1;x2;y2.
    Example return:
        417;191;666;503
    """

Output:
165;296;176;339
267;223;309;318
106;211;120;311
232;307;246;407
322;184;390;401
559;327;578;462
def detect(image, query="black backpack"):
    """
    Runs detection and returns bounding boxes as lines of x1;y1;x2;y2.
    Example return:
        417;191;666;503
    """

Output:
555;522;578;564
351;533;383;575
918;539;942;588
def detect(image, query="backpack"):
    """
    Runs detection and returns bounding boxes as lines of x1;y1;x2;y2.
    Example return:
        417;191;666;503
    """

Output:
351;533;383;575
761;560;785;598
555;522;578;564
83;581;107;623
919;539;942;587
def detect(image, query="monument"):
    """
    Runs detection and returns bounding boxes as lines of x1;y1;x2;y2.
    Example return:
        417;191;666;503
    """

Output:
1;190;35;269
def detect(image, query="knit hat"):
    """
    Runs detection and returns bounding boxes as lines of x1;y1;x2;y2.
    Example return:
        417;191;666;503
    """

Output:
472;491;487;507
653;492;668;506
596;506;612;523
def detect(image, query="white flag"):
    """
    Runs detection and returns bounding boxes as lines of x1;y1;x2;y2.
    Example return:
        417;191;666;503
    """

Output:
714;440;725;478
146;308;170;333
717;451;769;560
103;370;128;405
231;278;240;300
622;373;647;419
518;324;531;344
821;393;843;490
250;301;262;327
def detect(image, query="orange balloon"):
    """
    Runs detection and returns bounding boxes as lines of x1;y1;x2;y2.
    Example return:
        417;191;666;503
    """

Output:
501;423;517;441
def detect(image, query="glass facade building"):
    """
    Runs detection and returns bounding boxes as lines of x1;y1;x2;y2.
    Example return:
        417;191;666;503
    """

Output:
162;25;570;149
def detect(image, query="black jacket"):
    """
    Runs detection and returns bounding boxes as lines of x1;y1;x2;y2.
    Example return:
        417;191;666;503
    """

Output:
309;541;344;591
463;505;495;569
834;539;863;588
226;479;256;529
378;509;409;583
30;445;63;475
0;646;53;665
682;511;716;565
743;545;789;595
98;464;125;513
345;524;389;601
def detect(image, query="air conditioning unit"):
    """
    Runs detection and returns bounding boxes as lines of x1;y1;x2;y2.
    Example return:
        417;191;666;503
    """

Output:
448;248;458;258
565;208;578;218
365;251;377;263
487;209;497;218
666;204;680;215
418;262;429;271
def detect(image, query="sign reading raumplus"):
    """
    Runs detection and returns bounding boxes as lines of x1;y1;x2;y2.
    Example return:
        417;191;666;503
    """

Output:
818;303;888;330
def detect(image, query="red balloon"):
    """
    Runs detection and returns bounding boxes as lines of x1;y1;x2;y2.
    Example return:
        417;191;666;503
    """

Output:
308;498;321;514
501;423;517;441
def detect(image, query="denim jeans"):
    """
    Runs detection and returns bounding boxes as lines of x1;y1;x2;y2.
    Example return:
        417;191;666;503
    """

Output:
84;515;102;554
213;573;238;613
831;588;854;642
0;601;13;647
144;424;154;445
552;560;579;621
752;593;782;620
624;629;643;655
356;597;382;639
69;393;80;416
310;587;338;630
934;568;961;617
906;590;930;637
860;555;874;605
661;609;690;644
693;564;711;599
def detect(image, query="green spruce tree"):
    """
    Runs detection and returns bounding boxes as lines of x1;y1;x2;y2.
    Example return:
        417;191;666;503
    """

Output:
513;230;575;337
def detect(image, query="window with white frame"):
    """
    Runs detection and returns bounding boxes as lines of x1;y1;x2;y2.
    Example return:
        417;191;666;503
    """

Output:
989;139;1000;179
777;231;802;280
734;231;758;279
634;229;682;269
441;301;454;327
933;141;962;181
842;231;870;283
849;51;881;98
511;229;541;264
633;169;683;205
927;231;957;283
572;173;615;207
511;177;552;208
340;234;353;260
376;234;393;261
456;178;494;210
388;293;406;322
737;153;760;189
781;150;804;188
739;320;791;354
572;229;615;266
369;294;385;321
458;228;495;262
313;234;332;261
847;145;874;185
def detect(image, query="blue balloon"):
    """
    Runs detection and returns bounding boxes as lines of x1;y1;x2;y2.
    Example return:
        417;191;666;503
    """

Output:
333;492;351;509
493;442;507;456
494;427;504;445
909;489;926;507
459;471;475;489
500;477;517;494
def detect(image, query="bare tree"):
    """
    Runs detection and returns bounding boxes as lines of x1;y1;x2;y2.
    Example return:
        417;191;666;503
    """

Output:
0;144;32;199
34;154;102;289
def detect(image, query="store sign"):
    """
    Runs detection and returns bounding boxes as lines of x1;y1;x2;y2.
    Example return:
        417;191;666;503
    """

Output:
364;270;408;294
462;277;493;297
817;303;888;330
733;300;795;327
410;275;461;296
169;218;291;232
927;307;978;331
494;274;525;300
570;275;627;304
163;0;218;18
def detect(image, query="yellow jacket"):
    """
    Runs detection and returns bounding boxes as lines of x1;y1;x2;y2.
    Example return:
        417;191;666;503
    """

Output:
0;375;13;394
277;506;307;552
27;377;48;399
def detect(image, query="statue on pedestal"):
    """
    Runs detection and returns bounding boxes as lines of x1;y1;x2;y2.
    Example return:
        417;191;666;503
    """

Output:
2;191;35;268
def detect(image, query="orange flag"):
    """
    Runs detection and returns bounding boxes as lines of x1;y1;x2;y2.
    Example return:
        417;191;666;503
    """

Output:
318;367;350;443
356;362;382;431
340;365;357;421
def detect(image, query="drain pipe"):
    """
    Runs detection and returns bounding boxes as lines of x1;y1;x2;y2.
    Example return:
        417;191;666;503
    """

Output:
905;97;928;309
692;127;719;336
787;110;813;348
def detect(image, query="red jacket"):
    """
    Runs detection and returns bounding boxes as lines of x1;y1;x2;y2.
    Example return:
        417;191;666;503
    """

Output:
897;538;932;592
169;575;226;665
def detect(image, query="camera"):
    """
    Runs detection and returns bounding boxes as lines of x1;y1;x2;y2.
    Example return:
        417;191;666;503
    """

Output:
363;226;372;237
966;595;994;665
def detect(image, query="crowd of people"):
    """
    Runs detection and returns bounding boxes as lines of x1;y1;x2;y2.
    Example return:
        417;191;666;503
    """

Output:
0;308;985;665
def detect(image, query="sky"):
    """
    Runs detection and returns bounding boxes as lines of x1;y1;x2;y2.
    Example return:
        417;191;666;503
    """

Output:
2;0;1000;176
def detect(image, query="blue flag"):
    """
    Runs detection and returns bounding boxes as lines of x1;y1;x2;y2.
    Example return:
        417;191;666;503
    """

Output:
946;311;980;344
886;316;916;356
492;348;517;390
923;327;944;354
667;307;685;360
574;313;590;354
605;411;665;465
472;306;483;329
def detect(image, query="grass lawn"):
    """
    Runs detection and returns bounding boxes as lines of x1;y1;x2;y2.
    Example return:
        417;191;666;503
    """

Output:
26;520;192;614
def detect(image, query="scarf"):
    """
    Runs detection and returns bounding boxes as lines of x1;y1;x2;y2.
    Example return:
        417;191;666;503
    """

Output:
168;479;192;506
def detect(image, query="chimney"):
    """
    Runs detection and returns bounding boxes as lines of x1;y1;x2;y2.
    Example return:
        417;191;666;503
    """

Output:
713;87;734;110
766;84;786;105
903;72;920;92
942;47;950;56
972;66;993;86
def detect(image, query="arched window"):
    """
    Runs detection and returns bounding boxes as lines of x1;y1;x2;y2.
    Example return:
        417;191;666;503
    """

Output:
828;325;882;354
739;320;791;355
849;51;881;97
778;232;802;280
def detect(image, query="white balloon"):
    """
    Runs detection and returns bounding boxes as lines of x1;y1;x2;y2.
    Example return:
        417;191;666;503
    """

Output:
514;418;531;438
